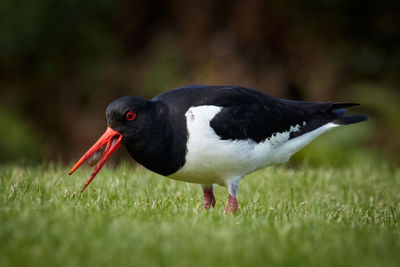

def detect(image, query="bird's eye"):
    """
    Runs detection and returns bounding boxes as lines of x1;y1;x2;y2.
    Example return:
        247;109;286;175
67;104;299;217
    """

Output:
126;111;136;121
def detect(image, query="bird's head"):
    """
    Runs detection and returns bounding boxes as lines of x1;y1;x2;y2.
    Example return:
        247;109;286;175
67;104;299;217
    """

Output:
69;96;154;192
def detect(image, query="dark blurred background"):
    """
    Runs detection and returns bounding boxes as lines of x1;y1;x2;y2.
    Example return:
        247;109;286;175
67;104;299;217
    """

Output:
1;0;399;166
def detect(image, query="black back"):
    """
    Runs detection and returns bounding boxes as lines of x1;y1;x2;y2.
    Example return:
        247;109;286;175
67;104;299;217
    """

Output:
154;85;366;142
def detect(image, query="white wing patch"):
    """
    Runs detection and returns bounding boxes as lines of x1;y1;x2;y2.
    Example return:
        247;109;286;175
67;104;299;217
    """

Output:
168;105;338;185
268;124;301;147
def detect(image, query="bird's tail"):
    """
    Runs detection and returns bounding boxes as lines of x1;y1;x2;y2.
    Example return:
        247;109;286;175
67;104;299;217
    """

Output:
329;103;368;125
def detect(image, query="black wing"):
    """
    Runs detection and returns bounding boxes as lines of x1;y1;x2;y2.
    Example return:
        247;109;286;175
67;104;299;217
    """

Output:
211;98;367;142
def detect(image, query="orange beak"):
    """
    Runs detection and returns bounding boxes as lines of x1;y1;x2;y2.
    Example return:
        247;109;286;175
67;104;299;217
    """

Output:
69;127;123;192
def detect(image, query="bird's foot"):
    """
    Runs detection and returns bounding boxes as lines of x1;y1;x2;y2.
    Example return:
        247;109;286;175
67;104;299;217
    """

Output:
203;188;216;209
224;194;238;213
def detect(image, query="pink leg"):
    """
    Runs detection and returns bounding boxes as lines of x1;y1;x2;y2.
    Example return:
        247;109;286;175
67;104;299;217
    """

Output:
203;187;216;209
224;194;238;213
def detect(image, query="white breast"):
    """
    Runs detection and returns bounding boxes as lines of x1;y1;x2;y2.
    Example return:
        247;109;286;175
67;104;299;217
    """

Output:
168;105;338;185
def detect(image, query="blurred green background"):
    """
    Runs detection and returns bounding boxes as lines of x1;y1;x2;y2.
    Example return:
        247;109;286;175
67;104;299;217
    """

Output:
0;0;399;165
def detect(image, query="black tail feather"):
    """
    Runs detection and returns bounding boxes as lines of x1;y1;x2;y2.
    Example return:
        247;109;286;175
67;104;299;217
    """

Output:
330;103;367;125
333;114;368;125
284;101;367;139
328;102;360;111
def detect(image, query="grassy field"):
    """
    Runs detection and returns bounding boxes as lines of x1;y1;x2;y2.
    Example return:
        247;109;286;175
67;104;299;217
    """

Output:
0;162;399;267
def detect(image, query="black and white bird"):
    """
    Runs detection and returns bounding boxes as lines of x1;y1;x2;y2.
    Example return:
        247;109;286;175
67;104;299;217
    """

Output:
69;85;367;212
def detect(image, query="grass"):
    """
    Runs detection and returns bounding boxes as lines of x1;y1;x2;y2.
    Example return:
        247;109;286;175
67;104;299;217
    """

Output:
0;162;399;267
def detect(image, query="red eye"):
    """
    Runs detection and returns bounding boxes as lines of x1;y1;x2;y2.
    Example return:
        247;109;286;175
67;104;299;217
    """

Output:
126;111;136;121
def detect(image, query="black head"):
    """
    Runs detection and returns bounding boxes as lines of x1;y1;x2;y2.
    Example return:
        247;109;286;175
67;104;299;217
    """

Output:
69;95;169;192
105;96;152;141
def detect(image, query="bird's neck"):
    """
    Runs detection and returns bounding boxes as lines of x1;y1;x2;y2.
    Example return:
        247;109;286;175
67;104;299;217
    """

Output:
124;101;186;176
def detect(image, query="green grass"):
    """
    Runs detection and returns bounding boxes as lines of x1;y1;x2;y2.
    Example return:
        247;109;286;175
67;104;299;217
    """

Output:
0;162;399;267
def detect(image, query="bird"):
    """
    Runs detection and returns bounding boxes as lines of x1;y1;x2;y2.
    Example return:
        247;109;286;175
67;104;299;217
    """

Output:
69;85;367;212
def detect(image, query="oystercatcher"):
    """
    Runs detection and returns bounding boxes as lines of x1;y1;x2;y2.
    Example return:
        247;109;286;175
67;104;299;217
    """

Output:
69;85;367;212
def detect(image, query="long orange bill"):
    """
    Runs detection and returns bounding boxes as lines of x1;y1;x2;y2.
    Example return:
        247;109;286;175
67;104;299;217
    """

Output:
69;127;123;192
